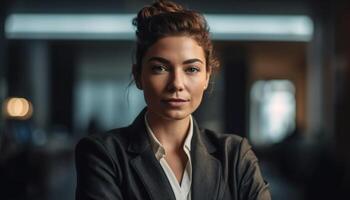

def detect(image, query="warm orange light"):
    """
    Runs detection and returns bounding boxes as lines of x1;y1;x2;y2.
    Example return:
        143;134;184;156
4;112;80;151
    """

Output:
3;97;33;119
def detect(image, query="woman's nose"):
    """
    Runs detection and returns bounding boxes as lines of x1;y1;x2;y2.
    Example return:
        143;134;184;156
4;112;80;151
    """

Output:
167;69;184;92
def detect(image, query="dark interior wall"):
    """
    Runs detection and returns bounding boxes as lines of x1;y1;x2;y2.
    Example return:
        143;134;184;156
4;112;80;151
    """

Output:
6;41;25;97
334;0;350;190
217;43;248;136
0;2;6;79
50;42;76;133
301;0;350;197
0;0;10;130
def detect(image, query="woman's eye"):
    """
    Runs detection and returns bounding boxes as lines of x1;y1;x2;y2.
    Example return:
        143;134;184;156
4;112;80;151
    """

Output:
186;66;200;73
151;65;168;73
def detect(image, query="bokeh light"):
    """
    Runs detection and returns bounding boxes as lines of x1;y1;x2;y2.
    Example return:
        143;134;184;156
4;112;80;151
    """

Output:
3;97;33;119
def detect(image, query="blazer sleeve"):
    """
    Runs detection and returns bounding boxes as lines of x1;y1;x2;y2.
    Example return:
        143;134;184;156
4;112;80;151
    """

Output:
238;138;271;200
75;137;124;200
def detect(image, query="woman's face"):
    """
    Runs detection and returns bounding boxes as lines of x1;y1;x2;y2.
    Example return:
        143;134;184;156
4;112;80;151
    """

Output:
138;36;210;121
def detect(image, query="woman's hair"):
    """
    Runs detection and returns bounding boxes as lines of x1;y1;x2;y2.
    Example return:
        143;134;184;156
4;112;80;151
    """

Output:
132;0;219;83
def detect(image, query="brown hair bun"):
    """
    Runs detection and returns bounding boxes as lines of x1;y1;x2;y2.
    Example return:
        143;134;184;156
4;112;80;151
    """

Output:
133;0;184;23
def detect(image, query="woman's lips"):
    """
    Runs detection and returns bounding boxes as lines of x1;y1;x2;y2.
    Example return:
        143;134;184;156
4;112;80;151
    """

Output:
162;98;189;107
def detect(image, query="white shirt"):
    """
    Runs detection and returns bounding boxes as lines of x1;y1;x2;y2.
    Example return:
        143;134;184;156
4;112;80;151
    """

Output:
144;113;193;200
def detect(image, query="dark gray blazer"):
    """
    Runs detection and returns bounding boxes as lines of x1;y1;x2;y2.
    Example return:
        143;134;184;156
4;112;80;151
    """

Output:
75;109;271;200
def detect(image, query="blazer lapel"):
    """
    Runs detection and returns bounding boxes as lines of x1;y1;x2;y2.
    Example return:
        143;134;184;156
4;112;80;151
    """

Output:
191;119;222;200
127;108;176;200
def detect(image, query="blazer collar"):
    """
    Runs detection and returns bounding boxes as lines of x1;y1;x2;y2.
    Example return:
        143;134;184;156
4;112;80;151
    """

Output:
127;107;150;154
127;108;176;200
127;107;222;200
190;117;222;200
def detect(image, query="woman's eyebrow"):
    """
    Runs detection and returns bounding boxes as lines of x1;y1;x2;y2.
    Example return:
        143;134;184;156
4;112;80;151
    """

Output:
147;57;171;65
147;57;204;65
183;58;204;64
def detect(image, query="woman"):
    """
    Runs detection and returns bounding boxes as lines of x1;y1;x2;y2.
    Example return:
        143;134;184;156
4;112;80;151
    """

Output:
75;0;271;199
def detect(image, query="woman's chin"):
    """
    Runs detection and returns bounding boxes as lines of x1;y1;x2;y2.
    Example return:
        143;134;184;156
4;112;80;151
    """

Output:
157;109;191;121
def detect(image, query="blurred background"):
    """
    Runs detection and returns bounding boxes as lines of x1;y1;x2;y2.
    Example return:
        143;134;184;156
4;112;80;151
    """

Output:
1;0;350;199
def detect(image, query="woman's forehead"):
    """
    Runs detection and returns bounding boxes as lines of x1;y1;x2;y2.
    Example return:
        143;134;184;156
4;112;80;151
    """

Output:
142;36;206;64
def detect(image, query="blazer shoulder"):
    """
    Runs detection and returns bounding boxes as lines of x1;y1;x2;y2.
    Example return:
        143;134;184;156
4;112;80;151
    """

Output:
76;126;132;154
201;129;253;155
202;129;244;146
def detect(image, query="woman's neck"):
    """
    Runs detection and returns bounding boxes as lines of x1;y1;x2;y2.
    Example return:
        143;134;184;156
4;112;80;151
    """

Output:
146;111;190;151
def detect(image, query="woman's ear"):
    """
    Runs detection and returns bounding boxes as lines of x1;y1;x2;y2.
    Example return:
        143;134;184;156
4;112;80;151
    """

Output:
204;67;212;90
132;64;142;90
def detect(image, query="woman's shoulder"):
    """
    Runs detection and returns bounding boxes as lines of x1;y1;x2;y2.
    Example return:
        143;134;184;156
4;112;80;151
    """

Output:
202;129;244;145
201;128;253;155
76;126;132;153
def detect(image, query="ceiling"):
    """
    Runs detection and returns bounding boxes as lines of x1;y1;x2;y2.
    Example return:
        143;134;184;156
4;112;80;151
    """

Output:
6;0;313;15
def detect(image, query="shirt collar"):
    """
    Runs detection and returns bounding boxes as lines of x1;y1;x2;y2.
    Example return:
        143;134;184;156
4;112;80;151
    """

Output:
144;112;193;160
184;115;193;152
